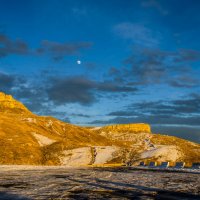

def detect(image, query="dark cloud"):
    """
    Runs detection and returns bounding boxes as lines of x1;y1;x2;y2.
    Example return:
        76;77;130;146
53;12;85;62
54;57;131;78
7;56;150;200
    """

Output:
108;48;200;87
47;76;96;105
14;85;48;113
108;94;200;118
90;115;200;127
47;76;137;105
0;33;29;58
98;81;137;92
0;72;26;93
174;49;200;62
0;72;49;115
0;33;92;61
0;72;16;90
169;76;199;88
37;40;92;61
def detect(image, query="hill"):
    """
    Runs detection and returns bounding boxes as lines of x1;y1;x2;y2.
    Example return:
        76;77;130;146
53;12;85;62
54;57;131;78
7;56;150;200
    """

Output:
0;92;199;166
92;124;200;165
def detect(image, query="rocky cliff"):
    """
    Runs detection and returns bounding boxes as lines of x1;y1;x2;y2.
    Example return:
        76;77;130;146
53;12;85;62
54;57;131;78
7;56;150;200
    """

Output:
96;123;151;144
100;123;151;133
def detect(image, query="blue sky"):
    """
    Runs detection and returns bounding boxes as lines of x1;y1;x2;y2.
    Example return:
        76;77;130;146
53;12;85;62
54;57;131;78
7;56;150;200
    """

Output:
0;0;200;143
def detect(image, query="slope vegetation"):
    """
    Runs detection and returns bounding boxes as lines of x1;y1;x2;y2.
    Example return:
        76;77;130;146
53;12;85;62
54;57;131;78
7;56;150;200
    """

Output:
0;92;199;166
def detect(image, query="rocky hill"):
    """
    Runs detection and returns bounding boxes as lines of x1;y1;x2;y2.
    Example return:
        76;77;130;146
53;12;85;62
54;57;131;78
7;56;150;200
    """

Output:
97;123;151;144
0;92;30;113
0;92;200;166
92;124;200;166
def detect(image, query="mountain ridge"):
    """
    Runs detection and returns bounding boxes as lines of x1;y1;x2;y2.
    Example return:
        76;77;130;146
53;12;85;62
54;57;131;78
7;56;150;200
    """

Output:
0;91;199;166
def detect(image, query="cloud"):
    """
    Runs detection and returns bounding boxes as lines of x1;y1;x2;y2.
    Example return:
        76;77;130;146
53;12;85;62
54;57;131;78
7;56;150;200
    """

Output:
90;115;200;126
109;48;200;87
0;72;137;117
97;81;137;92
174;49;200;62
0;33;92;61
0;72;27;93
0;72;16;91
141;0;169;15
169;76;199;88
47;76;137;105
113;23;161;47
71;113;90;118
109;94;200;117
37;40;92;61
108;110;138;117
0;33;29;58
0;72;49;115
47;76;96;105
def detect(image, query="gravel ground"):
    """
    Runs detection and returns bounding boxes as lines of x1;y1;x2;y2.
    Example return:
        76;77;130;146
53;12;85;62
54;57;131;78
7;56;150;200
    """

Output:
0;166;200;200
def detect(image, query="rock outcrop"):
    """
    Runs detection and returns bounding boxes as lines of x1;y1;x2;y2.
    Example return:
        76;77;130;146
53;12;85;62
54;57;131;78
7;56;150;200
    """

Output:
100;123;151;133
96;123;151;144
0;92;30;113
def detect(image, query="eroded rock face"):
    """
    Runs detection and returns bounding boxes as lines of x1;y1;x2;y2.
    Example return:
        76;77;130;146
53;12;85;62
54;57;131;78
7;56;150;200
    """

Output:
97;123;151;143
0;92;30;113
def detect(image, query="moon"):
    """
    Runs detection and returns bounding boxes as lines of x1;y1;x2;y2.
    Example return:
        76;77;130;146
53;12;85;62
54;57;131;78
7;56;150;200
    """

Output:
77;60;81;65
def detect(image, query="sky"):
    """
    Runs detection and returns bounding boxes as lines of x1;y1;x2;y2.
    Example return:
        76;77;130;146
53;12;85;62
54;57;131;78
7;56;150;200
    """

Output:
0;0;200;143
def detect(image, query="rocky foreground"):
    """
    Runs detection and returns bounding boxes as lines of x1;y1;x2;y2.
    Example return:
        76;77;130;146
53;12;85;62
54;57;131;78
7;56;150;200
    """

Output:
0;166;199;200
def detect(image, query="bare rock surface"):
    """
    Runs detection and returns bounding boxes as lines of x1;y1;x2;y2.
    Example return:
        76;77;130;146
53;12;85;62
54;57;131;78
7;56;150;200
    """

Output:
0;166;199;200
60;147;92;166
140;145;181;162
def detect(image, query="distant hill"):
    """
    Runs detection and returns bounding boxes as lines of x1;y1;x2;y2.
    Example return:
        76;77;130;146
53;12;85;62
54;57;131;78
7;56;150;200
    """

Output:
0;92;199;166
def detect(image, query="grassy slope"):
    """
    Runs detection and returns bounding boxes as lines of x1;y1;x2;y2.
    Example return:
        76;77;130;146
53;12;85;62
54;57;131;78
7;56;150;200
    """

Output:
0;113;121;165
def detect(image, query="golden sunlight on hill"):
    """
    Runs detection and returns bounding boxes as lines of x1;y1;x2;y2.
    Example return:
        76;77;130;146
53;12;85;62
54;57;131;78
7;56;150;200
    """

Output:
0;92;199;166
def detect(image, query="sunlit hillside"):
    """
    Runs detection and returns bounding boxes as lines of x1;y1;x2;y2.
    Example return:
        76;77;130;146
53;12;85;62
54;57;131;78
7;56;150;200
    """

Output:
0;92;199;166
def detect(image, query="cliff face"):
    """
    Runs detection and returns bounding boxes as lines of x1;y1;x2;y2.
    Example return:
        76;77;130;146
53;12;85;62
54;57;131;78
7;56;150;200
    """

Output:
0;92;30;113
96;123;151;143
100;123;151;133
